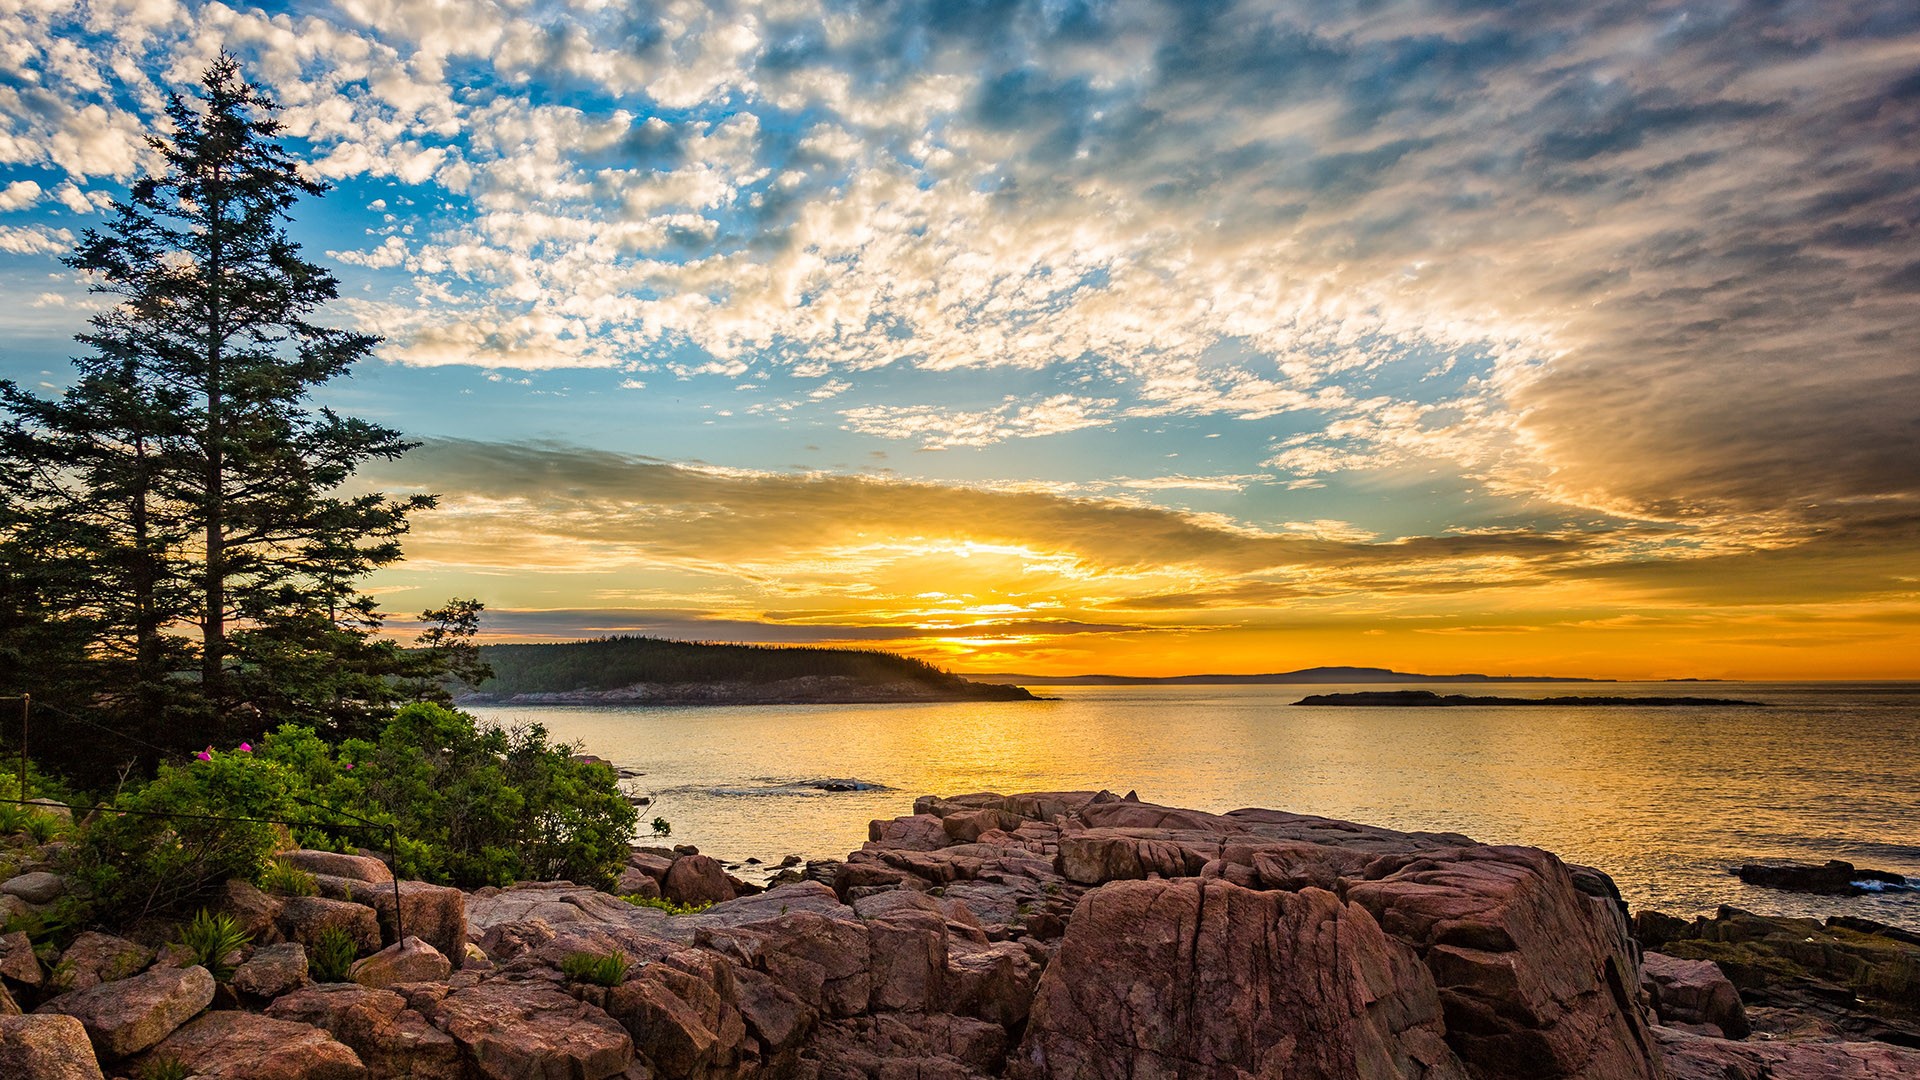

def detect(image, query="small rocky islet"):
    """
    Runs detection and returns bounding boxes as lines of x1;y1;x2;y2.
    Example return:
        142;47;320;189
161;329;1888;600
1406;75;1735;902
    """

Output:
2;790;1916;1079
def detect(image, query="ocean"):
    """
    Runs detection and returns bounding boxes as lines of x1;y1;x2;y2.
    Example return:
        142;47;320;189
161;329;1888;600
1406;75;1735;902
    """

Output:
465;681;1920;926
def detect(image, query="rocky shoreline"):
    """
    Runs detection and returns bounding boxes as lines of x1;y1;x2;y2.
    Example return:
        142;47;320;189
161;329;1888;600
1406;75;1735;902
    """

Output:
4;789;1918;1078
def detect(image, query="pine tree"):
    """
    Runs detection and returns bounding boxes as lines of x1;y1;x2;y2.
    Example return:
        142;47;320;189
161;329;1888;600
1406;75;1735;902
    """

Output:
0;55;433;753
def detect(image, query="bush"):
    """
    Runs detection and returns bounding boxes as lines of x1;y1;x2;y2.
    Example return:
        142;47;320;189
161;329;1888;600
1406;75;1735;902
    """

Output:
62;746;301;922
622;894;711;915
58;704;636;920
560;950;629;986
309;926;359;982
260;857;318;897
330;703;636;888
175;909;251;982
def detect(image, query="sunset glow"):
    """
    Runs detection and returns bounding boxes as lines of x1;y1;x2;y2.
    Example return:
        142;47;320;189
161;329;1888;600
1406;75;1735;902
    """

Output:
4;2;1916;680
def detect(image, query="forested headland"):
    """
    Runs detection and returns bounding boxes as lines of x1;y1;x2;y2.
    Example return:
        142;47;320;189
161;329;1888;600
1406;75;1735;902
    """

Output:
465;636;1039;704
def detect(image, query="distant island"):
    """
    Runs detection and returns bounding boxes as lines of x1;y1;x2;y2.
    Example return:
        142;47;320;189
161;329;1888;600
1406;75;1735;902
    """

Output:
965;665;1610;686
458;636;1039;705
1295;690;1763;707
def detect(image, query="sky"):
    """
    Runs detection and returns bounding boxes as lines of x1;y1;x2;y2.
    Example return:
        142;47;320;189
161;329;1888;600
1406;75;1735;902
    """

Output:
2;0;1917;680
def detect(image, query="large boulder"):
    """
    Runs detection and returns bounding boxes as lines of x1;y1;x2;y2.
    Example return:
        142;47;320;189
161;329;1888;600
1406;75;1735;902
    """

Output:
1016;878;1465;1079
52;933;152;994
1343;845;1662;1080
425;978;633;1080
221;879;287;944
280;850;394;884
605;953;750;1079
350;937;451;990
312;876;466;964
1;929;45;988
1640;952;1749;1039
231;941;310;1000
277;896;384;957
0;1013;105;1080
143;1010;367;1079
268;984;461;1080
36;963;214;1059
663;854;738;907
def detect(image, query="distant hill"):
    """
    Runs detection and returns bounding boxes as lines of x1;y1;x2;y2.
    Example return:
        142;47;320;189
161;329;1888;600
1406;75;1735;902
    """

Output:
962;665;1608;686
460;636;1039;705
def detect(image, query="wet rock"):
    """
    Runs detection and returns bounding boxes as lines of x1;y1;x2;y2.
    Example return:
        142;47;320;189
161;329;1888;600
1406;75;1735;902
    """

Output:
2;871;64;904
0;1013;104;1080
350;937;451;990
1641;951;1749;1039
231;941;309;1000
663;854;738;907
37;963;215;1058
1736;860;1908;895
143;1010;367;1079
1018;878;1464;1079
426;978;633;1080
52;933;152;994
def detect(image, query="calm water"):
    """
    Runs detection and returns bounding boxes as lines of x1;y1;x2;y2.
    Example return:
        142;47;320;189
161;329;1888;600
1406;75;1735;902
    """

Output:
467;682;1920;927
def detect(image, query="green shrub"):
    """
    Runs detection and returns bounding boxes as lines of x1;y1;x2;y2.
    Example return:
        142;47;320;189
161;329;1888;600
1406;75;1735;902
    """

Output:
174;910;251;982
138;1056;192;1080
61;746;303;922
56;705;635;920
650;816;671;838
326;703;636;888
260;858;318;897
560;950;629;986
309;926;359;982
621;894;711;915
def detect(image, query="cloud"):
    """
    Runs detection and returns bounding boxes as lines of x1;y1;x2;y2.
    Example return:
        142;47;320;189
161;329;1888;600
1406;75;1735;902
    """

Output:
2;0;1915;604
840;394;1116;449
0;180;41;210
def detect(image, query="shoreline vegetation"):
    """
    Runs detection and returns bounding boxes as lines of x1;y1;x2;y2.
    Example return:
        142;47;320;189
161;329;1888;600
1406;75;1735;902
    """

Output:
457;636;1040;705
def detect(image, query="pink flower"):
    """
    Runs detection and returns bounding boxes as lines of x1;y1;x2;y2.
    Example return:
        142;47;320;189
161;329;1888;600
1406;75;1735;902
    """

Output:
195;749;212;761
343;762;355;770
237;743;252;753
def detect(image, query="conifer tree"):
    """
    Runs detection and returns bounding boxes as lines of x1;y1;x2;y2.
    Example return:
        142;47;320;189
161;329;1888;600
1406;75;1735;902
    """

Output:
0;55;433;753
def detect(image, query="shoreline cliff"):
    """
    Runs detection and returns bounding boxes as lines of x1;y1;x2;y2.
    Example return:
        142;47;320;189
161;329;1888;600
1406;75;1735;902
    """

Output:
4;791;1916;1079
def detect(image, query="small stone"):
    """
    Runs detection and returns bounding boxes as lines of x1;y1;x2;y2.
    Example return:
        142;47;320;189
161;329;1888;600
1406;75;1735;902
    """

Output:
1;871;65;904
